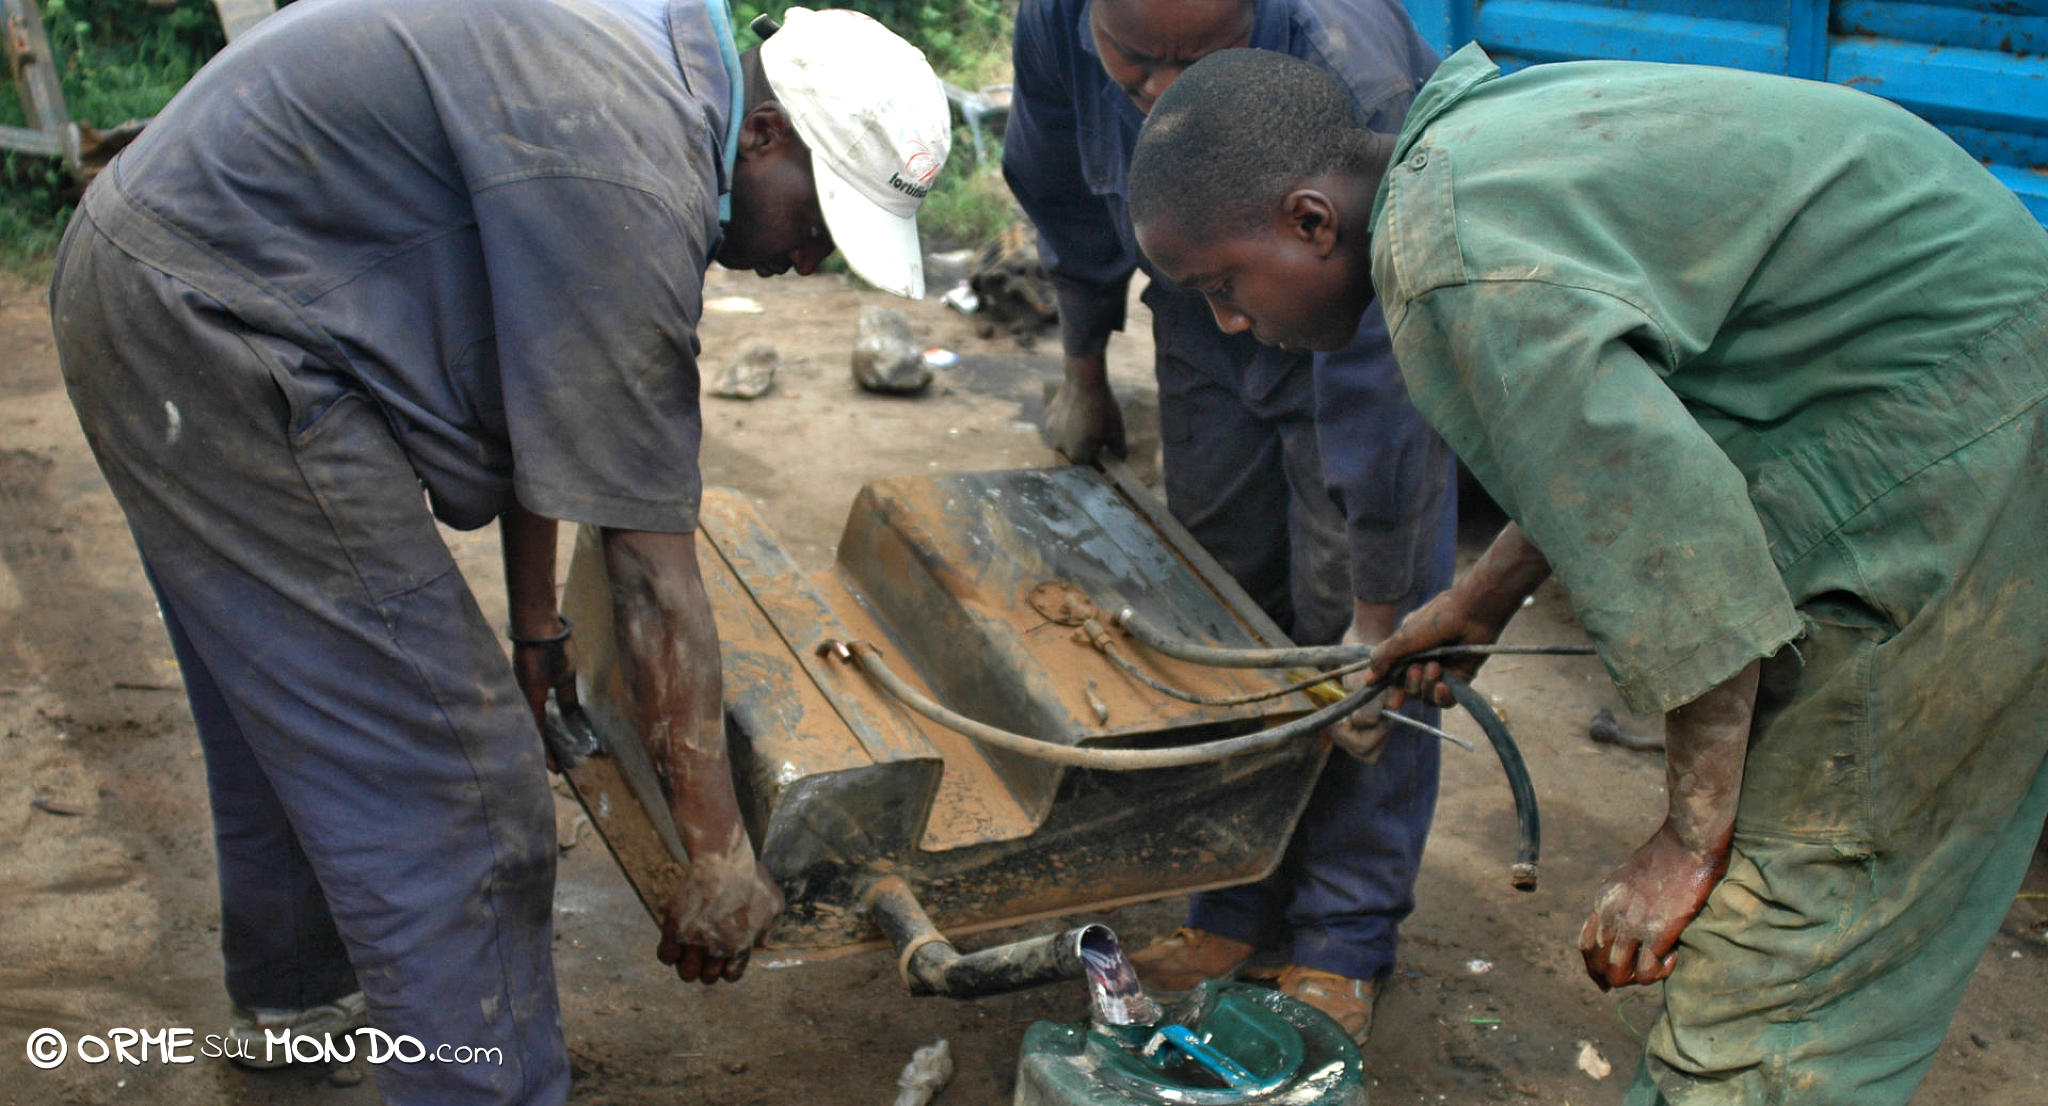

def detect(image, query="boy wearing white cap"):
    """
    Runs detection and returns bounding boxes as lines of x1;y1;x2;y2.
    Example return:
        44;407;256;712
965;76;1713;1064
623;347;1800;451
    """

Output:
48;2;947;1102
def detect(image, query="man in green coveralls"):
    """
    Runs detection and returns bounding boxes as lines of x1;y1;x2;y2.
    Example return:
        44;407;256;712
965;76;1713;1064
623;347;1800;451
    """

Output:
1125;46;2048;1105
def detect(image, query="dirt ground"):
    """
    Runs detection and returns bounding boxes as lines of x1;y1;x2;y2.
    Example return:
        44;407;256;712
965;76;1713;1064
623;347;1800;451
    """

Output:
2;261;2044;1106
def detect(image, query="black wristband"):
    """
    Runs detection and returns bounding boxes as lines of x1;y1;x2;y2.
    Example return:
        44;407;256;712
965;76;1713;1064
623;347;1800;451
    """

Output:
507;614;572;648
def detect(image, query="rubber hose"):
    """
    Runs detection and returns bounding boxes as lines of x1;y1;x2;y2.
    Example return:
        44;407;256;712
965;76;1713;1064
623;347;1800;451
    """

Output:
1114;608;1595;670
833;640;1388;770
1116;608;1367;668
1443;673;1540;891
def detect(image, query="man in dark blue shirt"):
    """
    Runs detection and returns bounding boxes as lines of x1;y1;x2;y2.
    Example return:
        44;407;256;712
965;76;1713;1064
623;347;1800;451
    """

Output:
1004;0;1456;1040
49;2;950;1101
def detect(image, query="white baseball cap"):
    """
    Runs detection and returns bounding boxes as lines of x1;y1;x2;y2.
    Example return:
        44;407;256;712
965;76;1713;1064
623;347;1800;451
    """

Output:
760;7;952;299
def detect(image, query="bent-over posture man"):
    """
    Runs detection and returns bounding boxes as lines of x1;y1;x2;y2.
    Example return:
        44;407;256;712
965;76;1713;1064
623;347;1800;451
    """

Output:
1005;0;1455;1039
50;2;949;1101
1128;47;2048;1105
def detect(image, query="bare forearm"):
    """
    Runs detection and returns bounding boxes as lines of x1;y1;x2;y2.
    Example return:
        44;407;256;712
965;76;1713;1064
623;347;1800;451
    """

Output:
1064;352;1110;393
601;529;745;860
1055;280;1121;361
1660;660;1760;855
1366;524;1553;703
1577;659;1762;988
501;503;562;637
1461;523;1553;627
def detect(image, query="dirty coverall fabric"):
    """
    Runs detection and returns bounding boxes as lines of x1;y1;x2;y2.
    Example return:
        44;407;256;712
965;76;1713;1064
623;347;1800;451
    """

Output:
1371;45;2048;1104
1005;0;1458;983
49;0;735;1101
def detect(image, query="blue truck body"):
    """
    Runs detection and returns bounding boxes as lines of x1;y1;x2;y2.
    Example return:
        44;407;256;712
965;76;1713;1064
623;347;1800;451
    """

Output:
1403;0;2048;223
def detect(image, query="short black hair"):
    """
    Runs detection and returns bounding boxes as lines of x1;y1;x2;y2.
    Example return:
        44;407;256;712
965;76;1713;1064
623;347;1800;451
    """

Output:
1130;49;1373;236
741;46;772;113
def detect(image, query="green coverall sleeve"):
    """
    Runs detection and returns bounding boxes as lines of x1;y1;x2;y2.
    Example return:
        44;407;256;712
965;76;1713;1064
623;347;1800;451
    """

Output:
1394;279;1805;713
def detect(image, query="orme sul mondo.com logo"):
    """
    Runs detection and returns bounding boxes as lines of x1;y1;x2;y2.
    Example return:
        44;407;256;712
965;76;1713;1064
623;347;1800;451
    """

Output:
25;1025;503;1070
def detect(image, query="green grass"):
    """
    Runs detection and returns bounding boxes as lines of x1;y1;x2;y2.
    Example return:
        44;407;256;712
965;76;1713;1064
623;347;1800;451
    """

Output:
733;0;1009;84
40;0;227;120
0;158;70;277
2;0;1020;275
1;0;225;271
918;16;1023;257
920;143;1020;254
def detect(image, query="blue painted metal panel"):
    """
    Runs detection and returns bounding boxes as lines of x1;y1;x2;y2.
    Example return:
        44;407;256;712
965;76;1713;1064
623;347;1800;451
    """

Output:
1406;0;1459;58
1417;0;2048;225
1472;0;1787;67
1835;1;2048;54
1788;0;1830;75
1938;119;2048;170
1984;162;2048;222
1830;38;2048;131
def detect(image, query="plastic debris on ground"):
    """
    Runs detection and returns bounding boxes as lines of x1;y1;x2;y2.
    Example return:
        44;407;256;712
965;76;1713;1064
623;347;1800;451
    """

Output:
1576;1040;1612;1080
940;282;979;314
705;295;766;314
1465;958;1495;974
709;345;778;399
891;1038;953;1106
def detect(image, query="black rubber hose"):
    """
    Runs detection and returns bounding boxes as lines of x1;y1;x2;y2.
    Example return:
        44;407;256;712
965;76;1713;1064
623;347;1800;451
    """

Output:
1443;673;1540;891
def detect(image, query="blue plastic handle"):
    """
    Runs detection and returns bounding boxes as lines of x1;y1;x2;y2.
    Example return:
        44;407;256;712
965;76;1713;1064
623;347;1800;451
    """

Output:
1153;1025;1284;1093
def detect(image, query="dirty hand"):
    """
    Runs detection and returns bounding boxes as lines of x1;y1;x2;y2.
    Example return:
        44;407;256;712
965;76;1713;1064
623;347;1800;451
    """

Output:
1329;608;1396;761
1364;589;1506;712
512;635;579;734
658;847;785;985
1041;355;1126;464
1577;822;1729;990
1329;683;1391;761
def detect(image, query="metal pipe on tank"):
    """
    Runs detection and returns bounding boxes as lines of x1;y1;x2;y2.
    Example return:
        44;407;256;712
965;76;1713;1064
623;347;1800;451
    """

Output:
865;876;1092;998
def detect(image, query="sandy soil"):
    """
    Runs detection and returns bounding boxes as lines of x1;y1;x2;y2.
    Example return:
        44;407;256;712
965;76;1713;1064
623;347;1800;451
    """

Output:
2;262;2043;1106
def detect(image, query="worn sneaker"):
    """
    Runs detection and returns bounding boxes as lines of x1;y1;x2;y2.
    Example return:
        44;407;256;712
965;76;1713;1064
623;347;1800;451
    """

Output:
1276;966;1377;1044
227;991;370;1070
1128;927;1259;993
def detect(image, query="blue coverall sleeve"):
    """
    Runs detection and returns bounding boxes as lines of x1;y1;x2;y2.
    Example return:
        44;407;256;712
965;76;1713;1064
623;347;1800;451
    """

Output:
1312;301;1454;605
1289;0;1449;607
472;173;708;533
1002;0;1134;355
1298;0;1440;129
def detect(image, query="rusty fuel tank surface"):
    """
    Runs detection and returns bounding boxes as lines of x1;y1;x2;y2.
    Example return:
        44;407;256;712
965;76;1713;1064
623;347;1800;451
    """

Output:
559;464;1331;954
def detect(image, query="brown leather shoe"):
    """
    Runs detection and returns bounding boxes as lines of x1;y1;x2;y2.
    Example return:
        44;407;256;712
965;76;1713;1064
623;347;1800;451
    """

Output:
1276;965;1377;1044
1128;927;1258;992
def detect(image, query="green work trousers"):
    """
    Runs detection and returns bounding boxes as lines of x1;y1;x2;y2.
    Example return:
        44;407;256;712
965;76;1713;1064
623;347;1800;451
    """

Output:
1624;393;2048;1106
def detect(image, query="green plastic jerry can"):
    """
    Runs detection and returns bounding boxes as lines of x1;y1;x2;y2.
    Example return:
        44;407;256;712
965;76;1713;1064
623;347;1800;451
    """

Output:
1014;980;1367;1106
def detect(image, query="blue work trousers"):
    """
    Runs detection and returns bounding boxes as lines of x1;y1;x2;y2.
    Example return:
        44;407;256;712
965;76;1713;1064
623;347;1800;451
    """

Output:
1148;286;1456;983
52;205;569;1105
1154;325;1352;650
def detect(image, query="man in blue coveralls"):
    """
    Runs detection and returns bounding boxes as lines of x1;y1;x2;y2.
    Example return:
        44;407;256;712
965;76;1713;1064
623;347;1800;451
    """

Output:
48;3;950;1102
1003;0;1458;1040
